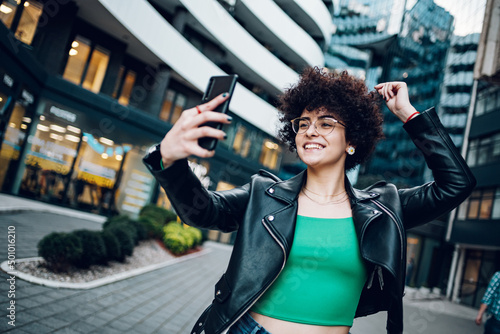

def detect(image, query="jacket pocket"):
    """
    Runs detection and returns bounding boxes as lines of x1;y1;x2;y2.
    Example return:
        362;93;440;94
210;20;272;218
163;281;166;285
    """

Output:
215;274;231;303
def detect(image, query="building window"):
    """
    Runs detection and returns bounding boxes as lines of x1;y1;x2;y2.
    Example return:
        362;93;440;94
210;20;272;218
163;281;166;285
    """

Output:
63;35;110;93
232;125;252;158
259;139;281;170
457;187;500;221
113;68;136;106
159;90;186;124
0;0;43;45
467;132;500;167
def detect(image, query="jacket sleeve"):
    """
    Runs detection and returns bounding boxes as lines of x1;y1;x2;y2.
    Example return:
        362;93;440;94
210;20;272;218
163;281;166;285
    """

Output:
398;107;476;229
143;146;250;233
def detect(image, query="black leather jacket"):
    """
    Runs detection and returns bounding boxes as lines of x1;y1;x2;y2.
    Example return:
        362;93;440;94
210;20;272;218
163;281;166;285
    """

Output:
143;108;476;334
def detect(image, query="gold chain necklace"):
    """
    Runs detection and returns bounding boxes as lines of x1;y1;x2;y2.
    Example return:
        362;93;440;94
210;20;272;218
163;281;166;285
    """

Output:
303;185;346;198
301;189;349;206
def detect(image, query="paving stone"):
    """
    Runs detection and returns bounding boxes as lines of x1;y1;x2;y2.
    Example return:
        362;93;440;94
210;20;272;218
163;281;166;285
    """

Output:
15;321;54;334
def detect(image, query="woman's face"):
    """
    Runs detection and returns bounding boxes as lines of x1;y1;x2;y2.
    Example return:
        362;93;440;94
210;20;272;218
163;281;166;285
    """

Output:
294;108;350;170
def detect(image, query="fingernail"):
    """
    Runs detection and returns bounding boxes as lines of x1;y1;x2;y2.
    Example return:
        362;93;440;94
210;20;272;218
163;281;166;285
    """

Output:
222;92;228;97
227;116;233;122
223;134;227;140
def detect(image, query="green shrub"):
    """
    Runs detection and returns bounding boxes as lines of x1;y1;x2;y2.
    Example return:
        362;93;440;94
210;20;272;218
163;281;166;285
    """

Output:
107;224;134;261
185;226;203;246
72;230;107;268
104;216;139;246
162;222;202;255
103;214;130;229
139;204;176;225
101;230;122;262
163;232;189;255
129;219;147;241
164;221;183;235
138;216;164;240
38;232;82;272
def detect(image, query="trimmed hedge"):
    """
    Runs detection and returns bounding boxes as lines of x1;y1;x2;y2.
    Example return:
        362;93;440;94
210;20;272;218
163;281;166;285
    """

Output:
138;216;164;240
38;232;82;272
72;230;107;268
101;230;122;262
162;222;202;255
106;224;134;260
139;204;176;225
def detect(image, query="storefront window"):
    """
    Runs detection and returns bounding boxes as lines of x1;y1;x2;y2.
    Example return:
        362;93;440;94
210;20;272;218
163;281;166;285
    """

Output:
159;90;186;124
20;114;79;201
63;36;110;93
259;139;282;170
0;0;43;45
0;0;18;29
14;0;43;45
460;250;482;306
0;88;34;192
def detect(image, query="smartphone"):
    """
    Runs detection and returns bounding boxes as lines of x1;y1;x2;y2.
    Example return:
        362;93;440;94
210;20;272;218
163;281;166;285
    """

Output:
198;74;238;151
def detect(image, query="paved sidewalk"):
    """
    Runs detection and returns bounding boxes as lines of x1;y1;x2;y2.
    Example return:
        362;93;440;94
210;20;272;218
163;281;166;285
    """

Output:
0;194;106;223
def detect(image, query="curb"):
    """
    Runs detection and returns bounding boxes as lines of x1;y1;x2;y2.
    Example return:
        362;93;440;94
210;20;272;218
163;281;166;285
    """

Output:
1;248;212;290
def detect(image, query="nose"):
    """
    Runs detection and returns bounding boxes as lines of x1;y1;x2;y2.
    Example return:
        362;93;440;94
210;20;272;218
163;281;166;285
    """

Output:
305;122;318;136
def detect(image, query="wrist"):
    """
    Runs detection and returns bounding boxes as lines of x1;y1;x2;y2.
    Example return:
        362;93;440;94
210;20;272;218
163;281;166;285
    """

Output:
404;111;420;124
160;157;174;170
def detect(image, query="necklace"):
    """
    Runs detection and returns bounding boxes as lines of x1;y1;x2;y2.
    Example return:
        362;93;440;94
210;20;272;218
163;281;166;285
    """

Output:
303;185;346;198
301;189;349;206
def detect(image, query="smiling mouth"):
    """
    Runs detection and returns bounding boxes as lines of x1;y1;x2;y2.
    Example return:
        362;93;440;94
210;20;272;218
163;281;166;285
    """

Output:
304;144;324;150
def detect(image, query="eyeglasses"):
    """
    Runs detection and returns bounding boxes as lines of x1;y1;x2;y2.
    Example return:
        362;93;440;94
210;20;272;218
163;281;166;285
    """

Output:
290;117;346;136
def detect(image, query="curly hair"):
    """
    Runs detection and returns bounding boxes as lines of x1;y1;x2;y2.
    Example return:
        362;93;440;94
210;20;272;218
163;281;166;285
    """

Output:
277;67;384;171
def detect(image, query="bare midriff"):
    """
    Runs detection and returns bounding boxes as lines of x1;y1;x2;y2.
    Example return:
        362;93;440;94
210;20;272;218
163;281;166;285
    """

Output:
249;312;350;334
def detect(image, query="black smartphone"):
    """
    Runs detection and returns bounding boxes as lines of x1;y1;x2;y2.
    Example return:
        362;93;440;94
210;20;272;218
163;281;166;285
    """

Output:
198;74;238;151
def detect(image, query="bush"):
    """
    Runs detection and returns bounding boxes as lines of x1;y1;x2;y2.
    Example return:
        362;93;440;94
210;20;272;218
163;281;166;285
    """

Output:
72;230;107;268
103;214;130;229
163;232;189;255
101;230;122;262
139;204;176;225
104;216;139;245
138;216;164;240
38;232;83;272
164;221;183;235
185;226;203;246
162;222;202;255
107;224;134;261
129;219;147;241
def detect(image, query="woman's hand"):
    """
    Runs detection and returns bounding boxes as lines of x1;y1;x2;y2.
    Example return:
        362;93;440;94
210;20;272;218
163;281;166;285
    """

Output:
374;82;418;123
159;93;232;168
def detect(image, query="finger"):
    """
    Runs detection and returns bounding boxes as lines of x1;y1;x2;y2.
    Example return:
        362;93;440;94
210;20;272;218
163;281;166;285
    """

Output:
184;127;226;141
200;92;230;112
191;111;233;128
190;145;217;158
374;83;384;89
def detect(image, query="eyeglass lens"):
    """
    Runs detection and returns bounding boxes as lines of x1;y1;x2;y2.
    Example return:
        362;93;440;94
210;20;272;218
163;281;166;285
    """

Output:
292;118;337;135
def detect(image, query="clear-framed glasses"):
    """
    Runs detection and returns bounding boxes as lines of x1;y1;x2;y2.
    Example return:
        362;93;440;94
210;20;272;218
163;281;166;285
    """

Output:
290;117;346;135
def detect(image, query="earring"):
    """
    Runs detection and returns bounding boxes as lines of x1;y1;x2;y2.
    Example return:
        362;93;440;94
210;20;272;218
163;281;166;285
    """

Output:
347;146;355;155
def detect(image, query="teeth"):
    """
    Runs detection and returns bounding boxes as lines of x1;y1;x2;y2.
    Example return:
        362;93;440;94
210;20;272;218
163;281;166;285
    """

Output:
305;144;324;149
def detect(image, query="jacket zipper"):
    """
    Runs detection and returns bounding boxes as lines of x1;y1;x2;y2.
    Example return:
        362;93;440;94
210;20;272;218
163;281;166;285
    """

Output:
222;218;287;333
370;199;404;261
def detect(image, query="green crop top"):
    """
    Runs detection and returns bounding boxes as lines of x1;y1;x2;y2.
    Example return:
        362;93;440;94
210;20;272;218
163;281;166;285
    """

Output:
251;216;367;327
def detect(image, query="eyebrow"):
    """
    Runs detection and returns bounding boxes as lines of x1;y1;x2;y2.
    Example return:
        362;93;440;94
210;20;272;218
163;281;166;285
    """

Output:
299;115;337;120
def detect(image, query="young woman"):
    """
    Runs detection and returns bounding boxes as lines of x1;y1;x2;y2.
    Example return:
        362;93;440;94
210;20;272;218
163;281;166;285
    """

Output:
143;68;476;334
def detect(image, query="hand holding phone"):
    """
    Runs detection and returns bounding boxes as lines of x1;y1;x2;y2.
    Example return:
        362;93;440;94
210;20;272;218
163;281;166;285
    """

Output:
198;75;238;151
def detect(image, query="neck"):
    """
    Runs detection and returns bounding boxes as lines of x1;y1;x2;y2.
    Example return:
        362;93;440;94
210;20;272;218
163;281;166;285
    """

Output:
304;165;346;196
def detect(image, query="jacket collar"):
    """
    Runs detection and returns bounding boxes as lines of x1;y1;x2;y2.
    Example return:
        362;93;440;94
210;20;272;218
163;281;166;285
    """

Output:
265;169;379;204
